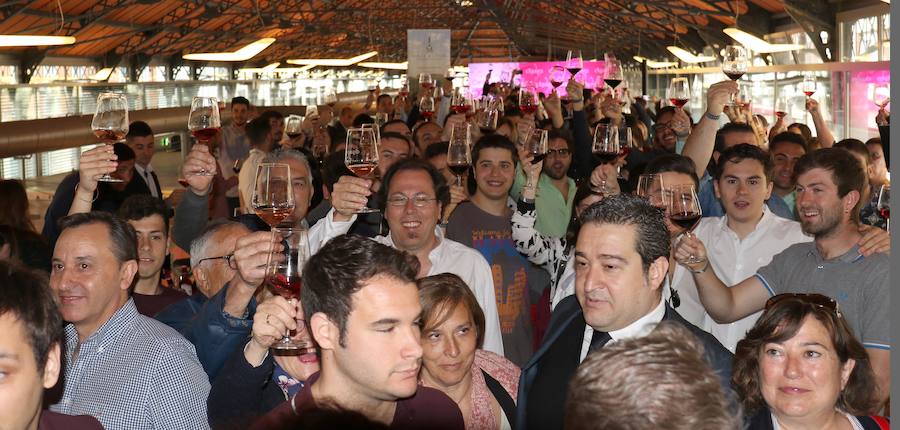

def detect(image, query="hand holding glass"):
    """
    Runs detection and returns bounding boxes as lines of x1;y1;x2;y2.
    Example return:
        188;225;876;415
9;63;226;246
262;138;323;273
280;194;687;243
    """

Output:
91;93;129;183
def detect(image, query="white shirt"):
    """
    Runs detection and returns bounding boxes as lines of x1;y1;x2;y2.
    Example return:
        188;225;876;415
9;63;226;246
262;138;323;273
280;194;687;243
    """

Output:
134;164;159;198
579;296;666;362
671;206;811;352
238;148;266;214
309;208;505;356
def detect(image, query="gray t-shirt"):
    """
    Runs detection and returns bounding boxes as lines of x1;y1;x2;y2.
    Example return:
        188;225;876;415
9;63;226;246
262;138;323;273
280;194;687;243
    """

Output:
446;202;536;366
756;242;890;350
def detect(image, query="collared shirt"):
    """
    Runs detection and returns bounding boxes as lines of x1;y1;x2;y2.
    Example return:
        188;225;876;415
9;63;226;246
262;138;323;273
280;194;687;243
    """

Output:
309;208;504;356
756;242;890;350
670;206;810;351
134;164;159;198
51;299;210;429
579;296;666;362
511;168;576;238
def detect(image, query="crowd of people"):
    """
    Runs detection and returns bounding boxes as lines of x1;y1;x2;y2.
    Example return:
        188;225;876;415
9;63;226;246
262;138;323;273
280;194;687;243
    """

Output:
0;73;892;430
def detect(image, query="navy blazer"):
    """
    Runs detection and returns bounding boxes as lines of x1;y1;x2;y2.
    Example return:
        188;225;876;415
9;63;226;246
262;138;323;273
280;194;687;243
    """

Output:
515;295;734;430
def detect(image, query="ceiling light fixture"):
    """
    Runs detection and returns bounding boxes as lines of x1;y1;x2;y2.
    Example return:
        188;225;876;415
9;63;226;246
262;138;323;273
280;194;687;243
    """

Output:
239;64;315;74
0;34;75;47
666;46;716;63
89;67;113;81
183;38;276;61
358;61;408;70
723;28;804;53
633;55;679;68
286;51;378;67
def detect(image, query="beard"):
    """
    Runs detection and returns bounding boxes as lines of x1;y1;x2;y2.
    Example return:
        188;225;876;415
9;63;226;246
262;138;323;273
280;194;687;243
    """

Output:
800;206;843;238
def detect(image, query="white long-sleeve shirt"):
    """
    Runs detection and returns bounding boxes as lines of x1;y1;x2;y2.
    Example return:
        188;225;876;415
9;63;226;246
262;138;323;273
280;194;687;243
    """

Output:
308;208;505;356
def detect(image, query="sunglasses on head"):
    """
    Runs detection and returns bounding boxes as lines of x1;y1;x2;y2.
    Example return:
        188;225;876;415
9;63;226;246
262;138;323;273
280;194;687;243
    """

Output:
765;293;842;319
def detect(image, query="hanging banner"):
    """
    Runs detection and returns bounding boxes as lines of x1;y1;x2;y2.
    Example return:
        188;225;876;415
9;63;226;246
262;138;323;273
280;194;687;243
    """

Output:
407;29;451;81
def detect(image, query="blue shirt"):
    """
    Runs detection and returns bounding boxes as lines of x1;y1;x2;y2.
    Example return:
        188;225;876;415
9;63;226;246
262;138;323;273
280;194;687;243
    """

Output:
52;299;210;429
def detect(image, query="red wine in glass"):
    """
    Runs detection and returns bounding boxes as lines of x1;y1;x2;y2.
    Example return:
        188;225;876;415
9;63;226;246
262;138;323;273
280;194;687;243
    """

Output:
255;205;294;227
604;79;622;89
399;89;409;97
93;129;126;142
421;111;435;121
347;162;378;178
550;80;563;88
670;98;689;108
520;104;538;114
567;67;581;77
192;127;220;142
530;152;547;164
803;90;815;97
725;71;744;81
670;213;701;230
775;111;787;118
451;105;471;114
268;271;302;300
879;208;890;219
448;163;470;176
286;132;302;139
593;151;619;165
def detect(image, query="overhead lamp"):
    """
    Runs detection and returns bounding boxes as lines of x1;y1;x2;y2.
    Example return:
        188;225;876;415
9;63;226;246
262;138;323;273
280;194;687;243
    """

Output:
286;51;378;67
633;55;678;68
723;28;803;53
239;64;314;74
89;67;114;81
359;61;408;70
0;34;75;47
183;38;276;61
666;46;716;63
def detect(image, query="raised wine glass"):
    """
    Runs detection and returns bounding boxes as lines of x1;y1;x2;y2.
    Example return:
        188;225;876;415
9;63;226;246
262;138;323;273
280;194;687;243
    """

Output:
550;66;567;90
447;123;472;186
266;226;315;352
775;96;790;121
450;88;473;116
871;83;890;109
419;94;436;122
91;92;129;183
591;123;621;195
566;50;584;81
667;183;704;264
604;58;624;99
667;78;690;109
344;127;380;214
419;73;434;92
252;163;295;229
519;87;539;115
801;75;817;99
877;184;890;232
188;96;221;176
475;96;500;134
524;128;549;164
722;45;749;106
285;115;304;141
636;173;666;208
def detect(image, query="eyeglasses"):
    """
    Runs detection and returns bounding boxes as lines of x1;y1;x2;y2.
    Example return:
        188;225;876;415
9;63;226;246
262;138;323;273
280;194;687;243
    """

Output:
765;293;842;319
196;254;237;270
653;123;672;132
386;194;438;208
546;148;571;157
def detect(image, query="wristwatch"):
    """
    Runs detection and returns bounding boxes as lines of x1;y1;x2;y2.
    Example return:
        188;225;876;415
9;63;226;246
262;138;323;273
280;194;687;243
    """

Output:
520;195;535;204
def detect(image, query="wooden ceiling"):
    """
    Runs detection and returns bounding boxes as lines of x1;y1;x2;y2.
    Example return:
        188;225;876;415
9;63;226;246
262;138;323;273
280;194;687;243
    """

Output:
0;0;831;71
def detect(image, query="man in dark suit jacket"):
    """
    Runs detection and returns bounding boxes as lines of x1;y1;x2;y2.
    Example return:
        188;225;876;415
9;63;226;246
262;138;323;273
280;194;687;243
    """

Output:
516;194;733;430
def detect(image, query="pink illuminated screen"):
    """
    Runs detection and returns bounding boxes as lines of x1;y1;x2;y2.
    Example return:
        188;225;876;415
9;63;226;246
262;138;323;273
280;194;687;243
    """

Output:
848;69;890;139
467;61;609;98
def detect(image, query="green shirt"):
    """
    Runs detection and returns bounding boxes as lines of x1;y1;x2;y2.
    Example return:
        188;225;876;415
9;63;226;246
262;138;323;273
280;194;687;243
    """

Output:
782;191;796;217
511;167;576;238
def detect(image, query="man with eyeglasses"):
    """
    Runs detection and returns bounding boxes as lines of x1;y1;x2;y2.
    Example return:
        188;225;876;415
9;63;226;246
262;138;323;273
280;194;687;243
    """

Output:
312;158;505;356
509;129;577;238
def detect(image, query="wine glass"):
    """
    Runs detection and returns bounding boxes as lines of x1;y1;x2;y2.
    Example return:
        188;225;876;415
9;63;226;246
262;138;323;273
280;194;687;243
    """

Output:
667;183;704;264
775;96;790;121
252;163;295;229
722;45;749;106
475;96;500;134
637;173;666;207
604;58;624;99
871;84;890;109
398;79;410;98
524;128;549;164
877;184;890;232
736;82;753;109
344;127;380;214
801;75;817;99
516;119;536;150
445;67;456;84
285;115;304;141
451;88;473;117
324;88;338;106
91;92;129;183
266;227;315;352
591;123;621;195
667;78;690;109
550;66;567;90
447;123;472;186
566;50;584;81
419;73;434;92
188;96;221;176
419;95;436;122
519;87;539;115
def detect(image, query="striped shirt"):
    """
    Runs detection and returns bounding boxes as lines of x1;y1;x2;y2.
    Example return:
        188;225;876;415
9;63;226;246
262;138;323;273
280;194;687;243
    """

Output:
51;299;211;429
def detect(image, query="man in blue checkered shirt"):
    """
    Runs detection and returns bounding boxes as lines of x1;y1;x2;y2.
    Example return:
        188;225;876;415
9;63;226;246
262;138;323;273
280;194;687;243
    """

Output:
48;212;210;429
